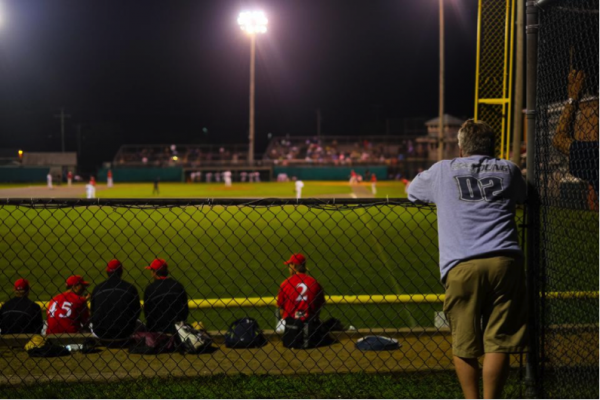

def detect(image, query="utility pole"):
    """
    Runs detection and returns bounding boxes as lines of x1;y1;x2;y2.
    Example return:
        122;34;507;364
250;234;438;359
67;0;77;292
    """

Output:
438;0;445;161
248;35;256;164
54;107;71;153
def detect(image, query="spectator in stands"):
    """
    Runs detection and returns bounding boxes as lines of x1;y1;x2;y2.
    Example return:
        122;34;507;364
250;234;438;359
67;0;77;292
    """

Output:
143;259;189;334
90;259;141;340
552;70;599;197
0;279;43;334
46;275;91;334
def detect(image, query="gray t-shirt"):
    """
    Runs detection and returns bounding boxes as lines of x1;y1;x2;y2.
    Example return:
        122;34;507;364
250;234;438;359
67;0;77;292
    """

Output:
407;155;526;281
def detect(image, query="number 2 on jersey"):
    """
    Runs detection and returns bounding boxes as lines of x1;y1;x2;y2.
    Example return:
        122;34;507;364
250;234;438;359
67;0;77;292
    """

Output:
295;283;308;302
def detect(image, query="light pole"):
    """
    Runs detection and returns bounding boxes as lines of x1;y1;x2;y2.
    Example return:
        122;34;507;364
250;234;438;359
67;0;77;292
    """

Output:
438;0;445;161
238;11;268;165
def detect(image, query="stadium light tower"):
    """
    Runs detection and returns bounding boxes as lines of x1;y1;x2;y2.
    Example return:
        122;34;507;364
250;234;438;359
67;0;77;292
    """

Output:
238;10;268;164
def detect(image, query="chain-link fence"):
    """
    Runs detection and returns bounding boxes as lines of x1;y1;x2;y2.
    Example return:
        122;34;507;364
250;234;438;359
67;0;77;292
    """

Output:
475;0;515;159
0;198;526;397
531;0;599;398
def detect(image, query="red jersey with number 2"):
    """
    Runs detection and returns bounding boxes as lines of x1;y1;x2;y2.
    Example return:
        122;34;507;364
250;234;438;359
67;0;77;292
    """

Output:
278;273;325;321
46;291;90;334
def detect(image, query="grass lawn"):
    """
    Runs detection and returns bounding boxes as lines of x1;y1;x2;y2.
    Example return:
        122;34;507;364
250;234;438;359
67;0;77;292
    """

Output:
0;369;535;399
372;181;410;198
0;198;440;331
93;181;356;198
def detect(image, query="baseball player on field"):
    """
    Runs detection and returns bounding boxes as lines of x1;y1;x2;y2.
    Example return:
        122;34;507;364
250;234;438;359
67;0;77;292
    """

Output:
67;171;73;187
295;179;304;199
371;173;377;195
223;170;232;187
47;173;53;189
107;169;114;188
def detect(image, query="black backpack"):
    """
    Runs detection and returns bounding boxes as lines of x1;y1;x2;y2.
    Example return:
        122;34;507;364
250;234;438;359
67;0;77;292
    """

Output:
224;318;267;349
282;318;337;349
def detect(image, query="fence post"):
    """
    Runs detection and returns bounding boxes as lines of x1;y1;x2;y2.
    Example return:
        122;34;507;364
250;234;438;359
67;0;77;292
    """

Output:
525;1;540;398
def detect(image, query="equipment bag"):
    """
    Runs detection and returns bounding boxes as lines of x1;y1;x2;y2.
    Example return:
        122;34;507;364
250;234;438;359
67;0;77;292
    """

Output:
175;322;213;354
224;318;267;349
355;336;400;351
129;331;177;354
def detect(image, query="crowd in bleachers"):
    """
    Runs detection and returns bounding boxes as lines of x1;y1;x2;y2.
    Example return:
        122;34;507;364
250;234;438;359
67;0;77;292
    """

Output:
113;137;430;168
115;144;247;167
264;136;429;165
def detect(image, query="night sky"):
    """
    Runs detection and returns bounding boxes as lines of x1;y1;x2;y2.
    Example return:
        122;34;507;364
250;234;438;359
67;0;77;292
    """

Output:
0;1;478;170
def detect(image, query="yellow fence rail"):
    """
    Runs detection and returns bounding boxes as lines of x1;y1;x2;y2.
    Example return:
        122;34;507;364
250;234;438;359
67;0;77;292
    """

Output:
5;291;597;311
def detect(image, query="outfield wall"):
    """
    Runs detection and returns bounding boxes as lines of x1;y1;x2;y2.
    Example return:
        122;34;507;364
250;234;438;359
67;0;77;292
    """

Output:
0;166;49;182
98;167;184;182
273;165;387;180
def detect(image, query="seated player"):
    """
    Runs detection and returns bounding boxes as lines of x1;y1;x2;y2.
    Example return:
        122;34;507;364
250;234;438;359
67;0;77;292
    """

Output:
143;258;189;334
91;259;141;340
46;275;91;335
278;253;333;348
0;279;43;334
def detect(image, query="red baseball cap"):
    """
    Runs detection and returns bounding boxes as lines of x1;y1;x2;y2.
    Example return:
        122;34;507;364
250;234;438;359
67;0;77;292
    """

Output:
66;275;90;288
284;253;306;265
106;259;123;273
145;258;168;272
14;278;30;291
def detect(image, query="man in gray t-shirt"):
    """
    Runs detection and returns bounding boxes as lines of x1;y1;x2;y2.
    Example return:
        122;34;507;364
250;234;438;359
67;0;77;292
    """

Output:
408;119;526;399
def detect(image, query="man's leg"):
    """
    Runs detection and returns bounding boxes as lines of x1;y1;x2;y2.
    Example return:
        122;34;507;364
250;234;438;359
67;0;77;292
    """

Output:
482;353;510;399
454;356;480;399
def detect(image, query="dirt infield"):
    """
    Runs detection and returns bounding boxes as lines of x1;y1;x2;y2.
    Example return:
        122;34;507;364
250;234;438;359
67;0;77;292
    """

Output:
0;184;97;199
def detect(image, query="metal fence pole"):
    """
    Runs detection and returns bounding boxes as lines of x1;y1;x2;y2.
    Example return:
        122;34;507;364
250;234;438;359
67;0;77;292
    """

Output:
525;1;540;398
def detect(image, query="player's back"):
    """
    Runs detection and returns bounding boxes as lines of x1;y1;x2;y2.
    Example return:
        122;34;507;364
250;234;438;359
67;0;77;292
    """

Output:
144;278;188;334
278;274;324;322
0;297;43;334
408;155;526;281
46;291;89;334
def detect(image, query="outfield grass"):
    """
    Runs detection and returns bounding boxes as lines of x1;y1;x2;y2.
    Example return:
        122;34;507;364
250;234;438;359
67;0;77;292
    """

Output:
0;196;440;331
93;181;358;198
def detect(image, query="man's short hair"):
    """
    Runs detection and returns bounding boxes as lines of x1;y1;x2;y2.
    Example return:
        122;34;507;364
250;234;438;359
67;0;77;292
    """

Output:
457;119;496;157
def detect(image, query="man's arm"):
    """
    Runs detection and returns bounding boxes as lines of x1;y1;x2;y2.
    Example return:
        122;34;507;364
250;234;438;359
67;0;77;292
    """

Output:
512;163;528;204
552;70;585;155
407;164;439;204
33;304;44;334
181;289;189;321
132;288;142;320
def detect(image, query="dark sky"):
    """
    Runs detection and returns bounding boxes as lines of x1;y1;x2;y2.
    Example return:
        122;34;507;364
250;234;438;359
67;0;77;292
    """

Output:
0;0;478;169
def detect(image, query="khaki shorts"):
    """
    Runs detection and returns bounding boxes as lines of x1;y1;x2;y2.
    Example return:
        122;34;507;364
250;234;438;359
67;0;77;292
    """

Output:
443;255;527;358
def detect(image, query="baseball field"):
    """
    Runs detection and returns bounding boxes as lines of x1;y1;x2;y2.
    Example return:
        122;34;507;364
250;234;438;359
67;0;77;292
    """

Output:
0;180;442;332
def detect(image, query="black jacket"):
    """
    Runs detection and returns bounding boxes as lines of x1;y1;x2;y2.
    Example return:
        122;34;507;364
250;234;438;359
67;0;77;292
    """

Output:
91;275;141;339
0;297;43;334
144;278;188;334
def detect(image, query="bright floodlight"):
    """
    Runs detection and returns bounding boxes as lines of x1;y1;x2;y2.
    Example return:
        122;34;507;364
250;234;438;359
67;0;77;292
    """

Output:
238;11;268;34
